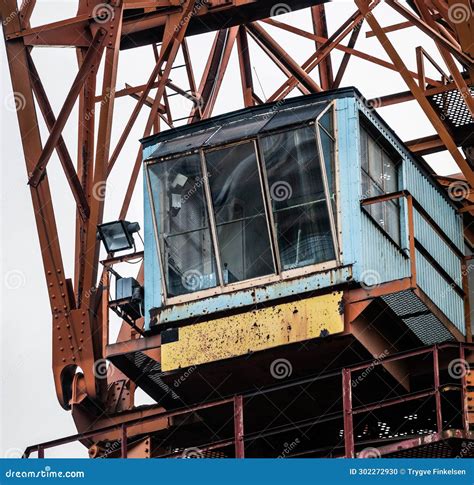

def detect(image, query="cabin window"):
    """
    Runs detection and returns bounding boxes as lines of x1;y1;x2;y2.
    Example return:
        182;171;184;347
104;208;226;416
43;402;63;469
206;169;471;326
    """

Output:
205;142;275;283
148;154;218;297
261;126;335;270
360;126;400;245
147;105;339;301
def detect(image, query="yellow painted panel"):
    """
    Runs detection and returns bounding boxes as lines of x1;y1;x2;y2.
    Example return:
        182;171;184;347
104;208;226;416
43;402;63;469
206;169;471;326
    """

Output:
161;292;344;371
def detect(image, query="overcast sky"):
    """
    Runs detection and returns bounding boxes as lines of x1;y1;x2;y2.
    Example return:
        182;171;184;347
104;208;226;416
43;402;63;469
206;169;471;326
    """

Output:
0;1;462;458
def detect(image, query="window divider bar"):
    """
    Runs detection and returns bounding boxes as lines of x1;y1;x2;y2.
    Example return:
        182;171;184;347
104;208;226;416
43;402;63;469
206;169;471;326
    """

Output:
145;168;169;306
253;138;282;275
316;103;340;264
200;150;225;288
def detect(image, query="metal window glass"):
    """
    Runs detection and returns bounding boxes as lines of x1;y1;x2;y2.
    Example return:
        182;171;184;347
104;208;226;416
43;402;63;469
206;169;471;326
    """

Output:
260;125;336;270
360;126;401;245
147;109;339;302
318;109;337;219
148;154;218;297
205;141;276;283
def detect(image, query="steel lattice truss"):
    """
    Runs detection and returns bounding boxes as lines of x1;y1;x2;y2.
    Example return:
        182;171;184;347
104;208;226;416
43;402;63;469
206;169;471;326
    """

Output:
1;0;473;452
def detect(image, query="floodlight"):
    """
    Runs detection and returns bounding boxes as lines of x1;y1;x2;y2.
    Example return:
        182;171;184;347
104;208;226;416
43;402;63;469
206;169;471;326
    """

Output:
97;220;140;254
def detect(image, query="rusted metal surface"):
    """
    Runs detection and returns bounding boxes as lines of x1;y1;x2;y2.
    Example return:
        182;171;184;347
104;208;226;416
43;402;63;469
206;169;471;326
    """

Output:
23;342;474;458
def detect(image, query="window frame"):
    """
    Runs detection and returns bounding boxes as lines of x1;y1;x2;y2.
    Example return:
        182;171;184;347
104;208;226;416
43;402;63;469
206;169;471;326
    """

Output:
145;102;340;306
359;120;402;247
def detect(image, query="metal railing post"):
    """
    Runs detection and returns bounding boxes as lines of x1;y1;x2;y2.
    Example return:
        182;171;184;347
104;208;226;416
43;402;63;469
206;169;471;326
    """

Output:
433;346;443;433
342;368;354;458
121;424;127;458
234;395;245;458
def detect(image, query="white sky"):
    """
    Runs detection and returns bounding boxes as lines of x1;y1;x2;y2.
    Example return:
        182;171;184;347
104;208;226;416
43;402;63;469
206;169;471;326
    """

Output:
0;1;463;458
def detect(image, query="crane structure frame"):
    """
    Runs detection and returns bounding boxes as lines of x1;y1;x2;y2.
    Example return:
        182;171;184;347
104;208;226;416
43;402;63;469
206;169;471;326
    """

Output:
1;0;473;458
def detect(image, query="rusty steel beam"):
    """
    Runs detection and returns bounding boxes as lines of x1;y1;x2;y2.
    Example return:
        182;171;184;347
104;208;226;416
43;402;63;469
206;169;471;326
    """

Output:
247;22;322;94
19;0;36;28
333;20;362;89
0;0;100;408
413;0;474;118
406;134;445;155
234;396;245;458
311;4;333;90
355;0;474;188
191;27;239;123
28;29;107;187
237;26;254;107
107;2;198;175
366;19;413;38
342;369;354;458
267;7;369;102
81;5;124;317
263;17;444;88
119;4;198;219
74;44;97;307
386;0;472;66
27;51;90;220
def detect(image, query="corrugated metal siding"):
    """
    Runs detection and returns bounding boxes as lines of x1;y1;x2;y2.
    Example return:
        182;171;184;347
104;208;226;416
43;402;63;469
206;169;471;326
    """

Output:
404;159;463;251
415;249;465;334
413;208;462;285
360;211;410;284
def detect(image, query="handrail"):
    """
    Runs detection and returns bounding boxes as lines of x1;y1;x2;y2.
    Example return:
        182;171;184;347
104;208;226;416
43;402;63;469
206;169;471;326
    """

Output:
24;342;473;458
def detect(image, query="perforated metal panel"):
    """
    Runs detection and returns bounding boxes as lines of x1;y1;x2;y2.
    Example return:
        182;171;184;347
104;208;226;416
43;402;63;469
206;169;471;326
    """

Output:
382;290;456;344
428;87;474;146
430;88;474;128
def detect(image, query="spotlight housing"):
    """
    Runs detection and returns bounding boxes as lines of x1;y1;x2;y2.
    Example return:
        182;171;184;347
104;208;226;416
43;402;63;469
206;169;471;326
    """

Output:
97;220;140;254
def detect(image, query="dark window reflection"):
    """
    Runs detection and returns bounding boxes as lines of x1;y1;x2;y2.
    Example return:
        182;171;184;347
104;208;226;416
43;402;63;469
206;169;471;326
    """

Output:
360;126;400;245
148;154;218;297
261;126;336;270
205;142;275;282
